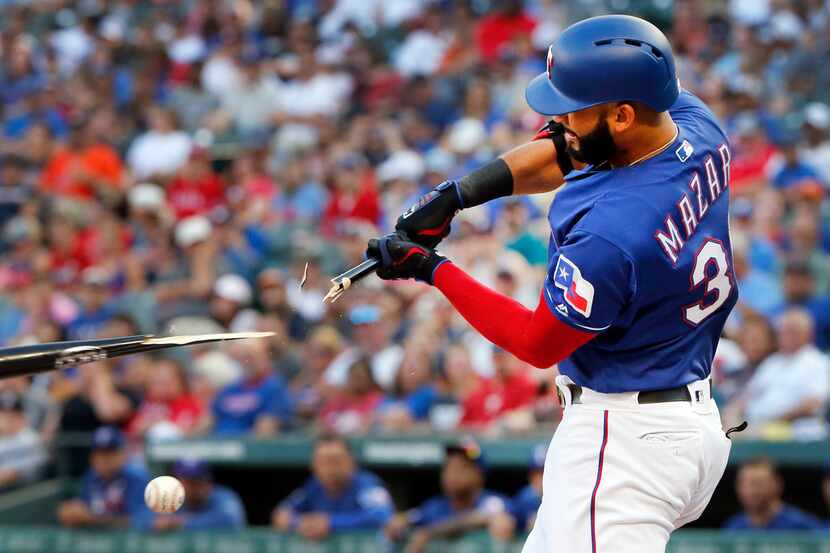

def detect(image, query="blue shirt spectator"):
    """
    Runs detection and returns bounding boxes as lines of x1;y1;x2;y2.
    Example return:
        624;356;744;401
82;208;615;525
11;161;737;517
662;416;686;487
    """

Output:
275;434;393;540
212;373;294;435
724;504;821;531
725;457;822;531
508;485;542;532
279;470;392;531
507;444;546;533
58;427;151;529
408;490;508;527
386;439;508;549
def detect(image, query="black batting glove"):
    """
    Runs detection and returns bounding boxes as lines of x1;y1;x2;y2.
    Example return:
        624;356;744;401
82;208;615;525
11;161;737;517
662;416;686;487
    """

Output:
395;180;463;249
366;233;448;284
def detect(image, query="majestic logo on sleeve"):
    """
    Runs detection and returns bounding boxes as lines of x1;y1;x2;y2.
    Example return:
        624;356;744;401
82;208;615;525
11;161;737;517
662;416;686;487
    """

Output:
553;255;595;317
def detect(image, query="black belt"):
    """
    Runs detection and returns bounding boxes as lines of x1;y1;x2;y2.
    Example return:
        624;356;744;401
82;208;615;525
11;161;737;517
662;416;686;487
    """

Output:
562;381;712;405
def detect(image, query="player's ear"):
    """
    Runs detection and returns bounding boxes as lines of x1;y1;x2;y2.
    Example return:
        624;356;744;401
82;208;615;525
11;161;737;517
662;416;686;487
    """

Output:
610;102;637;133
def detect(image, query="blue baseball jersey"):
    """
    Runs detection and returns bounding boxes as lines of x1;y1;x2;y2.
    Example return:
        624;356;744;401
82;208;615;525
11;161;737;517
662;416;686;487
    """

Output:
80;463;151;527
545;90;738;392
407;490;508;527
508;484;542;532
212;375;294;435
136;485;246;530
279;470;393;531
724;504;821;531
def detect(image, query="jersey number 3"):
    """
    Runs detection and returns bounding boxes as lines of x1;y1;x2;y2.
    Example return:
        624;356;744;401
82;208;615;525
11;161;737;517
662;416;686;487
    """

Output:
683;238;734;326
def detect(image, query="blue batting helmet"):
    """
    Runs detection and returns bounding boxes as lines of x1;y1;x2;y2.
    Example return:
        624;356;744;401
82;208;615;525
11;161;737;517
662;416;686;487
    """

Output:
525;15;679;116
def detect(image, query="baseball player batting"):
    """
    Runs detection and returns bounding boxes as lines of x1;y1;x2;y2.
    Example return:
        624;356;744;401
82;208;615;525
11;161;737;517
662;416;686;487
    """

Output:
366;14;741;553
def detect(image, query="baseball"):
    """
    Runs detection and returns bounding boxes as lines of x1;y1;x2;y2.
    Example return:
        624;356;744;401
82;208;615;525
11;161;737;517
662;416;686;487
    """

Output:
144;475;185;514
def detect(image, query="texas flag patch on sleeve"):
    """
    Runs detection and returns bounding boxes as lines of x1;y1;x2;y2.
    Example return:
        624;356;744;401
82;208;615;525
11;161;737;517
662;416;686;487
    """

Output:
553;255;595;318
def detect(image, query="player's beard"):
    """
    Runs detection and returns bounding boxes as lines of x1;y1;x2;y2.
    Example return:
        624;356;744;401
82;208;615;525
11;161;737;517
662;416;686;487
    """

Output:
567;118;618;166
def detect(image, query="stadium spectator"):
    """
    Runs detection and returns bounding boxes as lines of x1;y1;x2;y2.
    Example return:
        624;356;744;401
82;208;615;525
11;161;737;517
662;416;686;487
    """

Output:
140;460;246;531
490;444;546;540
0;391;46;489
39;116;124;205
385;438;509;552
127;357;204;441
57;427;151;529
166;148;226;222
325;304;404;392
273;433;392;540
57;362;141;476
319;357;383;435
460;348;538;429
205;338;294;437
724;457;821;531
716;314;777;405
735;308;830;440
777;260;830;350
126;107;192;181
376;336;439;431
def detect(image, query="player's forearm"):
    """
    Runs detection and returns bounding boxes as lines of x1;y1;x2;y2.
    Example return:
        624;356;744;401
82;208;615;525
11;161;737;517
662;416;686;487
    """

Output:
433;263;593;368
500;140;568;195
457;141;567;209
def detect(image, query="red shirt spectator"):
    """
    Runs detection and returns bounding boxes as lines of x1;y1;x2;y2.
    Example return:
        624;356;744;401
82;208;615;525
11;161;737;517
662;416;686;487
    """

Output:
166;149;226;220
128;358;204;438
461;351;538;427
321;158;381;234
319;358;383;434
474;4;537;64
40;143;124;201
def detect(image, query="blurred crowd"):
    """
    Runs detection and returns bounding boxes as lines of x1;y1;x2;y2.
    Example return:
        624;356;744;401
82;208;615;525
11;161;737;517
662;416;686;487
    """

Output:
0;0;828;499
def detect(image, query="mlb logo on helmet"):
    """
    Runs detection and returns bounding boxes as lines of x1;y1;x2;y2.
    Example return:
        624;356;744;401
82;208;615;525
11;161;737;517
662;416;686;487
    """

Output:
553;255;595;317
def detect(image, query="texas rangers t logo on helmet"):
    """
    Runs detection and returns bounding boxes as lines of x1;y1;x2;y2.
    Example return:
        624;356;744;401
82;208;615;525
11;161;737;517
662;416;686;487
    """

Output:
553;255;595;317
546;46;555;81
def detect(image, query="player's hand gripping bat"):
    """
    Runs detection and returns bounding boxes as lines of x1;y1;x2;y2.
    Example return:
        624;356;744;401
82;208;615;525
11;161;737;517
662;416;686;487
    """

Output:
0;332;272;379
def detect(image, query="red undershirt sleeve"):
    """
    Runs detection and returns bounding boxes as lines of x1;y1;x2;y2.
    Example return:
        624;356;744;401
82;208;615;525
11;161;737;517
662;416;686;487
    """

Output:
433;262;596;368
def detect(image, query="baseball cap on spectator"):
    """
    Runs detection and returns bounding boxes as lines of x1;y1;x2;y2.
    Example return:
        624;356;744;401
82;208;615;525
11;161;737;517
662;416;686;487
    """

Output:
732;197;754;220
92;426;125;450
766;11;803;43
172;459;212;480
3;216;40;244
175;216;212;248
424;148;456;177
0;391;23;412
448;118;486;155
214;274;252;306
349;304;381;326
377;150;425;184
192;350;242;389
804;103;830;130
337;218;377;239
445;437;487;471
128;183;165;211
81;266;110;287
530;444;547;471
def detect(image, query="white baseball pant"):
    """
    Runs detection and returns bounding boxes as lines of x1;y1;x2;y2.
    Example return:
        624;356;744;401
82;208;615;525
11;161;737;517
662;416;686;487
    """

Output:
521;376;731;553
